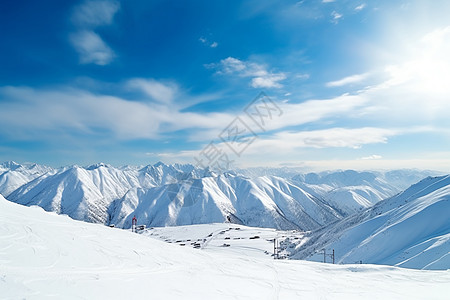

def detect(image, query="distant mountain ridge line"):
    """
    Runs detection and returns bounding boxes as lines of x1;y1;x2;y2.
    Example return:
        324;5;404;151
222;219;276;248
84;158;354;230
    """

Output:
0;160;443;231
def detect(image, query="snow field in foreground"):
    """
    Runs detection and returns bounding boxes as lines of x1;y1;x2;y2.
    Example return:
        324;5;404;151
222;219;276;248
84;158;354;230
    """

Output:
1;195;449;300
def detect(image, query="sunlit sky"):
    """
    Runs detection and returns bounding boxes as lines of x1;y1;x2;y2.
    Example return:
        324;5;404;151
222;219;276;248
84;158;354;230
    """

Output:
1;0;450;171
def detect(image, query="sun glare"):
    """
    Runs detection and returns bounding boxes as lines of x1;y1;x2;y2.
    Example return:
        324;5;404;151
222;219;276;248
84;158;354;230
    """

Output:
386;27;450;96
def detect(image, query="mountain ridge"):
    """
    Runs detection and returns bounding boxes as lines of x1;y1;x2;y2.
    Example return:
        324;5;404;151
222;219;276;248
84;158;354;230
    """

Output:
289;175;450;270
0;161;442;231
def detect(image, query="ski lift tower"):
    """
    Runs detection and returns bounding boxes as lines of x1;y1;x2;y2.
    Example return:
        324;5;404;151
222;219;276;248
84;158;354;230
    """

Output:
322;249;335;264
132;216;137;233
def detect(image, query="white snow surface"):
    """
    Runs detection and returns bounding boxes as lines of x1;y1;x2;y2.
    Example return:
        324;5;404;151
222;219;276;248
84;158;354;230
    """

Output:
0;161;52;197
291;175;450;270
2;162;439;231
141;223;304;259
5;163;345;230
109;174;342;231
1;194;449;300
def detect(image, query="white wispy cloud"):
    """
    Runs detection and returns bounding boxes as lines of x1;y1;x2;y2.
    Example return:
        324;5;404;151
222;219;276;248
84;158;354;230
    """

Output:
185;92;368;143
70;0;120;65
126;79;177;103
0;83;233;141
266;94;366;131
422;26;450;47
251;74;286;88
0;86;160;139
248;128;396;152
212;57;246;73
288;159;450;173
331;11;343;23
70;31;115;65
199;37;218;48
326;72;370;87
147;150;199;161
355;4;366;11
210;57;287;89
360;154;382;160
72;0;120;27
161;126;397;167
0;81;369;150
322;0;335;3
295;73;310;80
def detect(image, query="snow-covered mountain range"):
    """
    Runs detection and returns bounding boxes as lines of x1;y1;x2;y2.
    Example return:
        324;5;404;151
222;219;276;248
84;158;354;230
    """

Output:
108;174;342;230
0;161;52;197
1;161;448;270
0;161;440;231
290;175;450;270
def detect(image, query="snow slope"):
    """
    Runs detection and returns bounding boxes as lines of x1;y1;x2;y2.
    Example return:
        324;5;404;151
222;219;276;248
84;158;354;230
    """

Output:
109;174;341;230
1;194;449;300
291;175;450;270
7;164;142;223
142;223;291;259
321;185;389;216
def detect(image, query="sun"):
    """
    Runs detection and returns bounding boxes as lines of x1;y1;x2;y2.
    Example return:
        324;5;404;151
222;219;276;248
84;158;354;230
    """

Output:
385;26;450;97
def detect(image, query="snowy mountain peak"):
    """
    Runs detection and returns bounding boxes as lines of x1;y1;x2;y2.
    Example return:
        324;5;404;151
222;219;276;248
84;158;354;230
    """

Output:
0;161;53;197
153;161;166;168
85;162;111;170
0;160;22;171
0;161;444;233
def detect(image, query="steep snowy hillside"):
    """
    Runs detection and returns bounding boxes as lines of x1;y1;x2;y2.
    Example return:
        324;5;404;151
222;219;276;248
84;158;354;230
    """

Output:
0;161;52;197
321;185;390;216
294;170;399;210
291;175;450;270
7;164;141;223
1;194;449;299
136;162;207;187
8;163;340;230
109;174;342;230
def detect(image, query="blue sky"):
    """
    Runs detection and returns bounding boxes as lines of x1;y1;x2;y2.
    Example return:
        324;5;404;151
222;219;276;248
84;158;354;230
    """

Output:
1;0;450;171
